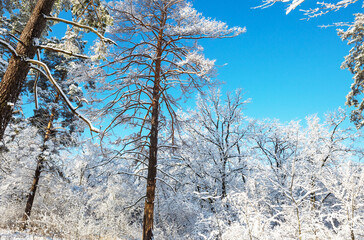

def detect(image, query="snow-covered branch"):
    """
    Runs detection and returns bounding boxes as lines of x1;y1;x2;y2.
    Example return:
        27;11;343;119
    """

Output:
38;45;90;59
43;14;117;46
28;59;100;133
256;0;360;17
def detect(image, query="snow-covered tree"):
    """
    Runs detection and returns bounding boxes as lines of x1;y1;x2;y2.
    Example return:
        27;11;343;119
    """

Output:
89;1;245;238
20;32;92;227
0;0;112;140
177;89;250;203
339;14;364;128
243;110;363;240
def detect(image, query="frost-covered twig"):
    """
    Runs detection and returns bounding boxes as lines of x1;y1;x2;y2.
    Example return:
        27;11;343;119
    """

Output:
43;14;116;45
255;0;360;18
28;59;100;133
301;0;359;18
319;22;353;28
39;45;90;59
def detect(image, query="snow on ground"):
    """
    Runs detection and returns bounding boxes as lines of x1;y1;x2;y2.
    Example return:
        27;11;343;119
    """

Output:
0;230;55;240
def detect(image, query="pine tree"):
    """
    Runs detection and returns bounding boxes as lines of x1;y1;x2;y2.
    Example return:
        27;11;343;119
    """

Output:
0;0;112;140
0;0;57;140
97;1;245;238
21;33;88;227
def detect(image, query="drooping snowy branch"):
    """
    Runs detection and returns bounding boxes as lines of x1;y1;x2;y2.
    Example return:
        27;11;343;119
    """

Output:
28;59;100;133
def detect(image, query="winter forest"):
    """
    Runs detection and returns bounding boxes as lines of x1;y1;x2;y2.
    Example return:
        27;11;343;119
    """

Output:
0;0;363;239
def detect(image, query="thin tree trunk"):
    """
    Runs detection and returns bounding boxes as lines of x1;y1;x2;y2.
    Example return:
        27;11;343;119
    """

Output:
221;157;227;199
21;93;59;229
0;0;56;141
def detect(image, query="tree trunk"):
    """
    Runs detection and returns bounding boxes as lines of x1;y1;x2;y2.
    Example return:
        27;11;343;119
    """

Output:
0;0;56;141
221;157;227;199
142;22;165;239
21;93;59;229
142;93;160;240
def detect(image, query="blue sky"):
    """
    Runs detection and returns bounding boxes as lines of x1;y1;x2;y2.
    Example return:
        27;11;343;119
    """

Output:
190;0;361;122
45;0;361;128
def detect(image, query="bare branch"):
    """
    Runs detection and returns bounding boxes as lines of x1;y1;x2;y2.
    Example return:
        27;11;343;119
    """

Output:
0;38;18;57
123;196;147;210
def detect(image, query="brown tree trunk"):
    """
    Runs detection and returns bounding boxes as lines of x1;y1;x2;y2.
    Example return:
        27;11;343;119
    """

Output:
142;20;165;240
142;91;160;240
21;93;59;229
0;0;56;141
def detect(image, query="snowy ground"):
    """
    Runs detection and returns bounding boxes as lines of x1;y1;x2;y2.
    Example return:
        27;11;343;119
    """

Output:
0;230;54;240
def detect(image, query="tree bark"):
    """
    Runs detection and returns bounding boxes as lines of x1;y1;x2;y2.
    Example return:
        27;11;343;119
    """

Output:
0;0;56;141
142;89;160;240
142;20;165;240
21;93;59;229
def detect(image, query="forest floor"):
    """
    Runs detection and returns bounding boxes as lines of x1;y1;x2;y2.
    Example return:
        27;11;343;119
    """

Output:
0;230;54;240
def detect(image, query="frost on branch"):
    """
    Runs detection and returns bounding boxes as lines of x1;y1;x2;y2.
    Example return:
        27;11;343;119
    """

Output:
0;28;7;35
167;2;246;37
176;51;216;79
42;29;85;59
108;0;245;38
95;0;245;136
339;13;364;128
28;59;100;133
257;0;361;18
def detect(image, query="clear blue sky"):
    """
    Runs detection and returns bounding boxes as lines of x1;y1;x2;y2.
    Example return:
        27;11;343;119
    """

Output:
190;0;361;122
47;0;361;126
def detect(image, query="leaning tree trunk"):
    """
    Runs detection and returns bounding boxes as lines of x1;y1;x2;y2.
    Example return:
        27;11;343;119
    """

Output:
21;93;60;229
0;0;56;141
